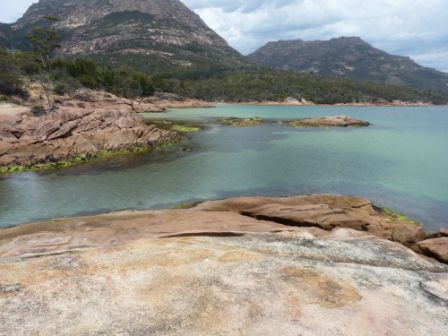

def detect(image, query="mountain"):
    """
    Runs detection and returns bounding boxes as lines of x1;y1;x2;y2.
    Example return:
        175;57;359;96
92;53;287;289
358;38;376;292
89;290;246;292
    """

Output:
2;0;245;73
248;37;448;92
0;24;12;48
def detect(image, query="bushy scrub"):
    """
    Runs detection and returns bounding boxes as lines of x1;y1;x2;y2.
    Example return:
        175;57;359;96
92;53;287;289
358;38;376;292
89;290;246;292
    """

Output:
53;83;68;95
31;105;46;116
0;48;24;96
175;70;448;105
51;58;159;98
1;47;448;105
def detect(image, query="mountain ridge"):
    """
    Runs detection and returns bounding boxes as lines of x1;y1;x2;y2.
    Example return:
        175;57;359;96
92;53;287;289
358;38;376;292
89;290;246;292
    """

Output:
1;0;245;73
248;37;448;92
2;1;448;93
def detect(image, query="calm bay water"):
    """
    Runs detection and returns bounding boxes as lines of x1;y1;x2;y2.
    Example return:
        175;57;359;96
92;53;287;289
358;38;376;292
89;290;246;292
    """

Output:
1;104;447;231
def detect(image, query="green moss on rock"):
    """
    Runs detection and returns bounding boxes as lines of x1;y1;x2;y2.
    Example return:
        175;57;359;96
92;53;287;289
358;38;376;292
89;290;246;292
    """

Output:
151;120;203;133
0;137;183;174
376;206;421;226
171;125;201;133
220;117;263;127
289;121;317;128
174;201;198;209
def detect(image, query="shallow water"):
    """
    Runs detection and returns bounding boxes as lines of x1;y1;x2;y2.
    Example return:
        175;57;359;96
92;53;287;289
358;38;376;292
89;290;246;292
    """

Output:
1;104;447;231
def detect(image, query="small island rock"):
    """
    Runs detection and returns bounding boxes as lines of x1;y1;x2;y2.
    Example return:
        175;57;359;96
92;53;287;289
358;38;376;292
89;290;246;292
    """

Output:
290;115;370;128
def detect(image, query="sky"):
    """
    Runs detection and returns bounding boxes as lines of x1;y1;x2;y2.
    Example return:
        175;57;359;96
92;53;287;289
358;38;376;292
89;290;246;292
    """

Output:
2;0;448;71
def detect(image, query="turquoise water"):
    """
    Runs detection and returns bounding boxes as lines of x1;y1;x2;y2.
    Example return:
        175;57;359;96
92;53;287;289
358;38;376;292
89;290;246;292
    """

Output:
1;104;447;230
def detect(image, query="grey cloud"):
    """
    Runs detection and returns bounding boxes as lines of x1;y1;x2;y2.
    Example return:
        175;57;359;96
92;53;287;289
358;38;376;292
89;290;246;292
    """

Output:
184;0;295;13
183;0;448;71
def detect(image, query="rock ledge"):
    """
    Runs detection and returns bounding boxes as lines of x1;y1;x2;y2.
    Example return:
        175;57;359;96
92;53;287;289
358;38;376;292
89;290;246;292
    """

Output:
0;101;178;169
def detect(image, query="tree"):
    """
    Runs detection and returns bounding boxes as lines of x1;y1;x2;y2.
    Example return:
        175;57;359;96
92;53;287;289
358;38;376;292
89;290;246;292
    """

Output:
27;16;61;112
0;48;23;96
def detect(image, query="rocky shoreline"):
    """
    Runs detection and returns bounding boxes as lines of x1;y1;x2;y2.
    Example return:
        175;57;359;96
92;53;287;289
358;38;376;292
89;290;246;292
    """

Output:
0;91;192;171
2;194;446;260
0;87;434;172
0;194;447;335
228;98;436;107
0;91;374;172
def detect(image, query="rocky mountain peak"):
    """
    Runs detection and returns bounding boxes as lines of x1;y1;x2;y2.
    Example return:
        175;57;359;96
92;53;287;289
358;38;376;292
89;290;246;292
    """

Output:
15;0;205;31
330;36;364;43
4;0;244;72
248;37;448;91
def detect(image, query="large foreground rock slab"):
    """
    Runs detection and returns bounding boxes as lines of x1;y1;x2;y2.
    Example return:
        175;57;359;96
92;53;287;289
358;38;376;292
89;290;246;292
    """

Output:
0;194;447;335
0;209;299;259
0;230;447;335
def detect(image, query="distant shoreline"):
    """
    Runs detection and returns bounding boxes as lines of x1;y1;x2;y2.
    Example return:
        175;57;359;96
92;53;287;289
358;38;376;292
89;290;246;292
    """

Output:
221;101;438;107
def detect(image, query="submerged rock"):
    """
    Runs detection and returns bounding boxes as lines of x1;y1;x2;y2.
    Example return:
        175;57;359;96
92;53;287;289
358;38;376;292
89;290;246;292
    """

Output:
151;120;203;133
290;115;370;128
220;117;263;127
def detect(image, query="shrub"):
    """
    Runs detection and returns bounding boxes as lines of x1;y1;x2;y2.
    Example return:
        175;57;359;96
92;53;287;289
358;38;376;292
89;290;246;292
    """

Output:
0;55;23;95
31;105;46;116
54;83;67;95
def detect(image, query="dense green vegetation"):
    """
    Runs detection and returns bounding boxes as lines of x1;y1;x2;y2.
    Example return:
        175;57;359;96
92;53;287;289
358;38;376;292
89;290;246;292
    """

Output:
1;48;448;105
175;70;448;105
0;49;27;96
0;49;170;98
51;58;162;97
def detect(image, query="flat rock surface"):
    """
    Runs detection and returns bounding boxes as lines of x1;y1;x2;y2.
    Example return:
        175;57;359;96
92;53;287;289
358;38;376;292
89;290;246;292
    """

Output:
0;209;300;259
1;194;447;335
0;103;30;116
1;231;447;335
